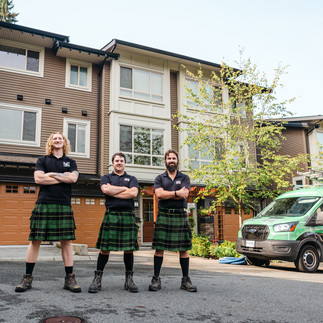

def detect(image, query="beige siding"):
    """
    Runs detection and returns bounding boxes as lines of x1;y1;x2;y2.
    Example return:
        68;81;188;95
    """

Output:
98;63;111;176
0;49;100;174
170;71;179;151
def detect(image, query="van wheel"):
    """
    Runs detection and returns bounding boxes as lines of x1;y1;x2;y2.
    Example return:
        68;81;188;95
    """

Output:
296;245;319;273
246;256;270;267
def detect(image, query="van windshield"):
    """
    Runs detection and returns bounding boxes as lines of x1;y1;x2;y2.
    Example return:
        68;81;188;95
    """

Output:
258;197;320;217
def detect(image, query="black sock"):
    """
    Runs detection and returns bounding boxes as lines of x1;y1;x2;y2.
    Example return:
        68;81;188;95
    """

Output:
26;262;35;275
154;255;163;277
124;252;134;272
97;253;109;271
65;266;73;275
180;257;189;277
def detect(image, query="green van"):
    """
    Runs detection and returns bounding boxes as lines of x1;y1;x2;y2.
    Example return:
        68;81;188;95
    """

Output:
236;187;323;272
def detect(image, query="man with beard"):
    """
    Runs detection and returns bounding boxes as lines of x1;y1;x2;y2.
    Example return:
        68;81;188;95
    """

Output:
88;152;139;293
148;149;197;292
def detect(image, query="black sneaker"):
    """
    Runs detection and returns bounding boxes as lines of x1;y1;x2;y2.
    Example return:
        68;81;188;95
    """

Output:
15;274;33;292
148;276;161;291
180;276;197;292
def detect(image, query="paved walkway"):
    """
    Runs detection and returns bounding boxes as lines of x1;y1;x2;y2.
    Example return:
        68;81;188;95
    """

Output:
1;244;323;283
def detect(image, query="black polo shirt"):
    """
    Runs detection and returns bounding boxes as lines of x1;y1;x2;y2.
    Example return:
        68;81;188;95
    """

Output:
35;154;78;206
101;171;139;210
154;170;190;209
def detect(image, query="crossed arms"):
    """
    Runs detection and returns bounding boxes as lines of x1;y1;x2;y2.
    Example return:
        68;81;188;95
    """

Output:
34;170;79;185
155;187;189;200
101;183;138;199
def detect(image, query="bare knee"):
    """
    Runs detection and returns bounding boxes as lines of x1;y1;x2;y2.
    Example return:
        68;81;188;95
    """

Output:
155;250;164;257
60;240;71;247
180;251;189;258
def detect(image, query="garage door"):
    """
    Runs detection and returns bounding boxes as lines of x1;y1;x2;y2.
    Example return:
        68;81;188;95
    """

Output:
0;183;105;247
0;183;38;245
72;197;106;247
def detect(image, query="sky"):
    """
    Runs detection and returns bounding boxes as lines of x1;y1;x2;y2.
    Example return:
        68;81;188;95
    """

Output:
11;0;323;117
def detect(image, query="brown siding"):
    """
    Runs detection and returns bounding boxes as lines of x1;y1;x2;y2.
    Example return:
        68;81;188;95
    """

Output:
170;71;179;151
0;48;100;174
280;128;308;157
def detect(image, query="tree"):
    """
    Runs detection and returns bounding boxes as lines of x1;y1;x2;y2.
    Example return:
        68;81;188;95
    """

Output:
177;56;308;228
0;0;18;23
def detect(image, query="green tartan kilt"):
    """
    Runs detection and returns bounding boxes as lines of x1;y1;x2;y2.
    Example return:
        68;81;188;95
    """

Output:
96;209;139;251
29;203;76;241
152;208;192;251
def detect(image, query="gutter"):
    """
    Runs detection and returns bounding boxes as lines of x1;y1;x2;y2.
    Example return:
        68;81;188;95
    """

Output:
0;21;69;42
102;39;239;72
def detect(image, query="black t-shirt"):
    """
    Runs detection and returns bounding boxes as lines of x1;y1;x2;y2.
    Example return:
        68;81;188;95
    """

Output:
154;170;190;209
100;171;139;210
36;154;78;206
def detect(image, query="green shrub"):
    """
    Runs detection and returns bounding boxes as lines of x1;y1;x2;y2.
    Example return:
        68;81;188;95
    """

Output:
189;235;241;259
188;216;196;231
189;234;212;258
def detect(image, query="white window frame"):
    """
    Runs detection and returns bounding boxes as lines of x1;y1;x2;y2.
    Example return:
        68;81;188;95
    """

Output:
293;175;306;189
185;78;224;114
0;39;44;77
119;65;164;104
0;102;41;147
63;117;91;158
119;124;165;167
65;59;92;92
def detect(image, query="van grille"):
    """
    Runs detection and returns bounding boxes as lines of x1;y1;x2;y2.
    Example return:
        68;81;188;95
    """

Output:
242;225;269;240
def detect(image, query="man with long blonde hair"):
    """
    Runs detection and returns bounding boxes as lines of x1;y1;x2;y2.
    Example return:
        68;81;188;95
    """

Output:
15;132;81;293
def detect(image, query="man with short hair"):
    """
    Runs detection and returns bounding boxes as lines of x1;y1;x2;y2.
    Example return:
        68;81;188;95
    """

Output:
149;149;197;292
88;152;139;293
15;132;81;293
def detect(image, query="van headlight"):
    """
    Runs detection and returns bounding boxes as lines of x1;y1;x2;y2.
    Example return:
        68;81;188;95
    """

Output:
273;222;298;232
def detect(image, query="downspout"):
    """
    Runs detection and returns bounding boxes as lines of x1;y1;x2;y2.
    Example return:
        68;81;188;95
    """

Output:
96;56;107;176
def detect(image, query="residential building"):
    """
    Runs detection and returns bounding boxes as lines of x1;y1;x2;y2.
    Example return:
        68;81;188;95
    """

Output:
0;21;118;246
0;22;254;246
277;115;323;187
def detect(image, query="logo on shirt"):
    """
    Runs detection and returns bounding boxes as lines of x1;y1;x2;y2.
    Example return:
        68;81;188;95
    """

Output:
63;162;70;167
124;178;130;182
176;180;181;184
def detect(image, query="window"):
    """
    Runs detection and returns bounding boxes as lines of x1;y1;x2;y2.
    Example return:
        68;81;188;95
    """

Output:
24;186;36;194
63;118;91;158
71;198;81;205
317;132;323;151
225;208;232;215
120;66;163;103
120;125;164;166
65;59;92;91
189;144;213;169
0;40;44;77
292;176;305;188
85;198;95;205
186;79;223;113
6;185;18;193
143;199;154;222
306;203;323;226
0;102;41;146
188;138;222;169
